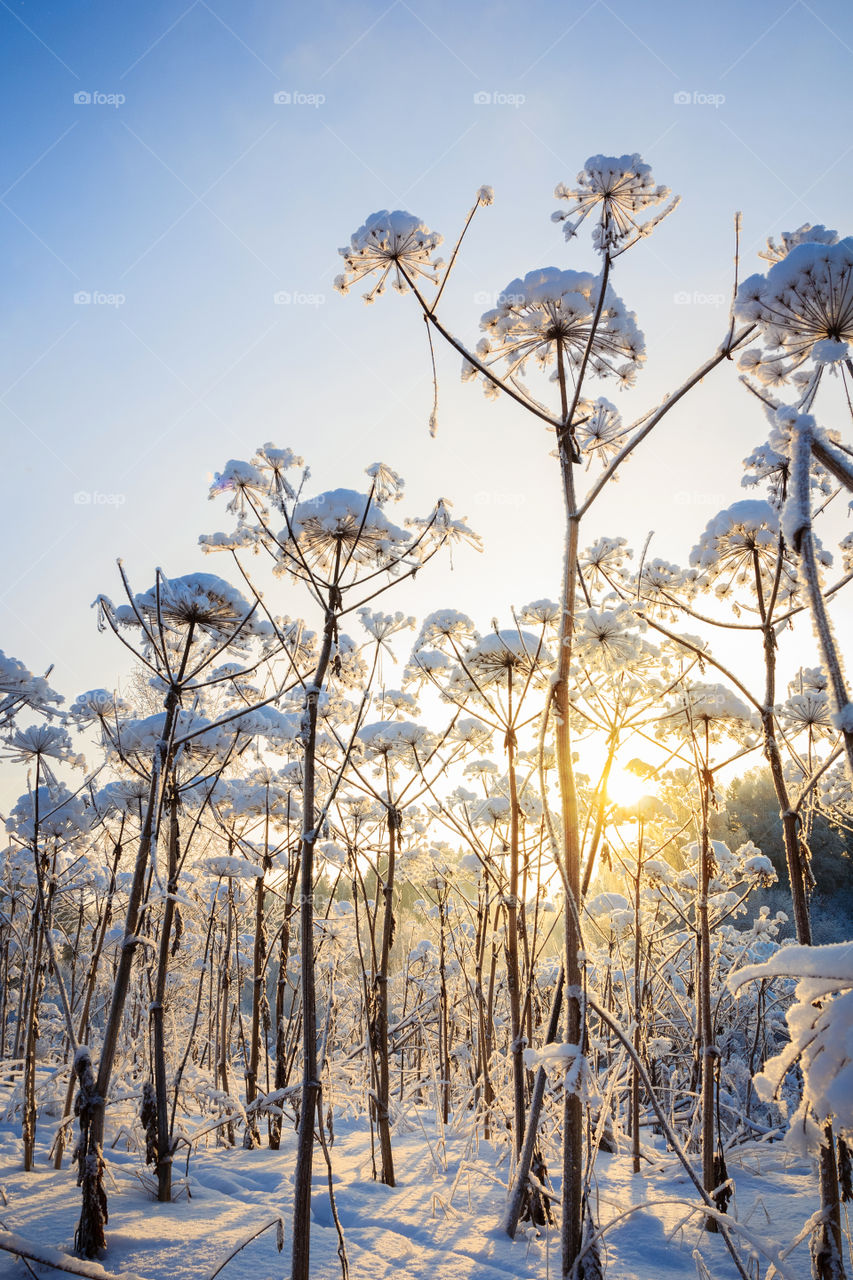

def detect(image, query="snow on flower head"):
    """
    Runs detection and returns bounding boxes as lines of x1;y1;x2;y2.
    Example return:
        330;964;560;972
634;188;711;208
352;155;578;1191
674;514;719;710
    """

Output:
108;572;269;644
365;462;404;504
758;223;839;265
93;777;150;816
6;784;89;842
375;687;419;719
285;489;411;577
574;398;628;466
358;608;415;653
209;447;304;516
688;499;799;604
253;443;303;488
418;497;483;553
69;689;131;726
662;681;757;744
113;709;232;767
781;690;833;737
580;536;631;588
458;629;554;686
450;716;493;749
209;459;269;516
691;500;779;569
470;630;549;671
517;598;560;627
552;153;679;253
635;558;685;617
4;723;84;778
474;267;645;389
792;665;828;695
735;237;853;383
585;891;633;938
335;210;444;303
205;854;264;882
574;603;646;671
358;719;434;761
414;609;478;650
463;756;498;779
0;651;63;726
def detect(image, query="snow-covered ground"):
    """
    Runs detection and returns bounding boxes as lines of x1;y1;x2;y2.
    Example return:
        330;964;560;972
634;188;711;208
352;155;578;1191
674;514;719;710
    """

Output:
0;1103;829;1280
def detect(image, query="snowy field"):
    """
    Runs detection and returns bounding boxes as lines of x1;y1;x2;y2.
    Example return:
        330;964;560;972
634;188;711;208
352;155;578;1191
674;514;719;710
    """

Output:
0;1102;828;1280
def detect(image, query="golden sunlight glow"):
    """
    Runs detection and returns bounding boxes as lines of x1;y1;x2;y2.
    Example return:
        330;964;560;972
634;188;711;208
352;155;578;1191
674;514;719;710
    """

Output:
605;763;652;809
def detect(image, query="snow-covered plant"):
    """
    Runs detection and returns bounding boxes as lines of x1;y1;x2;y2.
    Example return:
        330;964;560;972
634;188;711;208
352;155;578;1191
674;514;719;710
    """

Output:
729;941;853;1279
552;153;679;254
736;237;853;387
467;267;645;401
729;941;853;1147
334;210;444;303
204;450;479;1278
0;650;63;728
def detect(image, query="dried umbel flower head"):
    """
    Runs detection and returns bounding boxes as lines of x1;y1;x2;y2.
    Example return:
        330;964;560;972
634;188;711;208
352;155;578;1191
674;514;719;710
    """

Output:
467;267;644;392
660;681;757;746
736;237;853;384
458;629;555;686
758;223;838;266
574;398;627;465
0;650;63;726
283;489;412;577
688;499;797;604
335;210;444;303
107;573;270;643
553;153;679;253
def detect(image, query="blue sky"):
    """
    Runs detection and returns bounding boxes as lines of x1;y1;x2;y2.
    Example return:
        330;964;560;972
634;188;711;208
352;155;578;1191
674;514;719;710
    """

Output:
2;0;852;703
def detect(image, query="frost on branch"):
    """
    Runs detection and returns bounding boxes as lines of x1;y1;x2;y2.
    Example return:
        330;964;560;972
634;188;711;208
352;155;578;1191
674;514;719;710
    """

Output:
729;942;853;1151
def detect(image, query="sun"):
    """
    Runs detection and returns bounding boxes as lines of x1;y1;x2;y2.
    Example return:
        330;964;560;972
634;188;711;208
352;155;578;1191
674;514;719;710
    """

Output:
605;762;652;808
